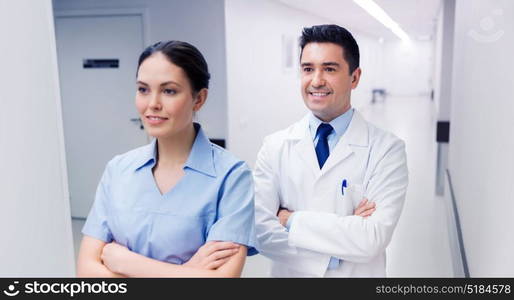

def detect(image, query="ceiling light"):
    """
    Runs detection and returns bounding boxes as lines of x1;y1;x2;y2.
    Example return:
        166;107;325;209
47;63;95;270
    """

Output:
353;0;410;42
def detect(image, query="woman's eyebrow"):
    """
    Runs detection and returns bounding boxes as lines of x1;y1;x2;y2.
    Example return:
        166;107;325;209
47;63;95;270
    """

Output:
160;81;182;87
136;80;182;87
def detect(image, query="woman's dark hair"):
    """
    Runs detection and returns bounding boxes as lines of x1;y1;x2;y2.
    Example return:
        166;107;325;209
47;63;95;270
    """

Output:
137;40;210;93
300;24;360;75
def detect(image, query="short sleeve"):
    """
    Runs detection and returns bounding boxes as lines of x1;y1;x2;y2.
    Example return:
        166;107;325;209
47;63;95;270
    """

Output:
206;162;259;256
81;159;115;243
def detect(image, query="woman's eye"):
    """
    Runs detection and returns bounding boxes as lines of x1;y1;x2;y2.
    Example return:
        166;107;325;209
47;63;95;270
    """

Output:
137;87;148;94
163;89;176;95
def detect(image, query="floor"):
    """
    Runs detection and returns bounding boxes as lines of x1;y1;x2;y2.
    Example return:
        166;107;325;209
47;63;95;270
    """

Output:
71;96;454;277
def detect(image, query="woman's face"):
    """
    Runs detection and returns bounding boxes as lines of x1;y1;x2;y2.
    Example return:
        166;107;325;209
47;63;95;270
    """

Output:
135;52;204;139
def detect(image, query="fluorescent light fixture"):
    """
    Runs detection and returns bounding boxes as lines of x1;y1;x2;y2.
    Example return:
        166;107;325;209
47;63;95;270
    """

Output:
353;0;410;42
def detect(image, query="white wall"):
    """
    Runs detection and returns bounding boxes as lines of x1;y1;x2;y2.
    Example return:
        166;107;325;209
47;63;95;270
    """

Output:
381;39;434;97
53;0;228;139
225;0;384;168
448;0;514;276
351;35;385;109
0;0;74;276
433;0;455;120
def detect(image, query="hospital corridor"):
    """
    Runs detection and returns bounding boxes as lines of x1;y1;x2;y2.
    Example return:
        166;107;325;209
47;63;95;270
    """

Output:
1;0;513;279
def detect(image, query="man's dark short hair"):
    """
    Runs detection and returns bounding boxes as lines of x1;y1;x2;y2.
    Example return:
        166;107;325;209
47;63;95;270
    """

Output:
300;24;360;74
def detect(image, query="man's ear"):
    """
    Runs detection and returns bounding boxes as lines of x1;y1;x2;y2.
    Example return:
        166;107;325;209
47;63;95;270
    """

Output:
351;67;362;89
193;88;208;112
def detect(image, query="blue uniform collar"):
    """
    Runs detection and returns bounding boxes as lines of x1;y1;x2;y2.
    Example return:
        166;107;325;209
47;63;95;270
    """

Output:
134;123;216;177
134;141;157;171
185;123;217;177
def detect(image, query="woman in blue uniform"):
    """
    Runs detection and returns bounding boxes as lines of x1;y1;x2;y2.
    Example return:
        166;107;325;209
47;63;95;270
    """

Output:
76;41;257;277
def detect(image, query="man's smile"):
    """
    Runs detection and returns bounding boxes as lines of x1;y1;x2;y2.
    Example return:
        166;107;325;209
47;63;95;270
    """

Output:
307;89;332;100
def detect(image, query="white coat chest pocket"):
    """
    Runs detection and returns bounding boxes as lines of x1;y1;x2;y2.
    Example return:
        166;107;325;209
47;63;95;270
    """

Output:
336;184;364;215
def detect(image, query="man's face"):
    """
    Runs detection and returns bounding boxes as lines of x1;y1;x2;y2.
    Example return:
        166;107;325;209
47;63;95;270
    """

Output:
300;42;361;122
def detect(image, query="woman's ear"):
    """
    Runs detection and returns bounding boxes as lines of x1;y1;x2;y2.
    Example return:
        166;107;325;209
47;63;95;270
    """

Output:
193;88;208;112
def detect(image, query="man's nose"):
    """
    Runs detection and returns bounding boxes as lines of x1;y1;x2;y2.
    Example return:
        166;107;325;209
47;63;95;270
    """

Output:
311;71;326;88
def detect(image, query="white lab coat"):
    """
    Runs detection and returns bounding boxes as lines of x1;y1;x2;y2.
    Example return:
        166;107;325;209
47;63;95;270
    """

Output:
254;110;408;277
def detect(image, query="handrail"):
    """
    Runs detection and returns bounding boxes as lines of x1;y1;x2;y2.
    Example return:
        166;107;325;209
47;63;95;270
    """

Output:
445;169;470;277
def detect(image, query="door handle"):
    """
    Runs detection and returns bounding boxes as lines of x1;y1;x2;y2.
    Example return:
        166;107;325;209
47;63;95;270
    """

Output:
130;118;144;130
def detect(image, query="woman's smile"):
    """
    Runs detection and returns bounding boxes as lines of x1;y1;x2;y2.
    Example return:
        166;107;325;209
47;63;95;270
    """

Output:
145;115;169;125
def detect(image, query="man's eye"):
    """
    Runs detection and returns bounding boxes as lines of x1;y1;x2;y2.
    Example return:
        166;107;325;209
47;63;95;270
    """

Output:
303;67;313;72
137;87;148;93
163;89;176;95
325;67;336;72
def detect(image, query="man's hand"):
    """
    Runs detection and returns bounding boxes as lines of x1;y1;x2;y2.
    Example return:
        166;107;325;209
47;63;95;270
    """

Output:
101;242;135;274
278;207;293;227
277;199;374;227
354;198;376;217
183;241;240;270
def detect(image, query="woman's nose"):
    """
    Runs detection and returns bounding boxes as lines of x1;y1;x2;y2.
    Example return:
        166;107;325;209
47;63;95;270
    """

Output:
148;94;162;110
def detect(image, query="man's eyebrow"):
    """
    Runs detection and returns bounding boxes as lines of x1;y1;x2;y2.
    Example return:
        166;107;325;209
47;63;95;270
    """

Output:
300;62;340;67
322;62;340;67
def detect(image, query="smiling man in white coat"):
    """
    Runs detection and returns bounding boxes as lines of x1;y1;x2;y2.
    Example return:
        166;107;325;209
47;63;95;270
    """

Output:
254;24;408;277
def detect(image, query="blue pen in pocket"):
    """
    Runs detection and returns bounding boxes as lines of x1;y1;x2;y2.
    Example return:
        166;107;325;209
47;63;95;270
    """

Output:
341;179;347;195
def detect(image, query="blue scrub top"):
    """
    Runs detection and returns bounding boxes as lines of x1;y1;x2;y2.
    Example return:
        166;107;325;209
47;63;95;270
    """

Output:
82;123;258;265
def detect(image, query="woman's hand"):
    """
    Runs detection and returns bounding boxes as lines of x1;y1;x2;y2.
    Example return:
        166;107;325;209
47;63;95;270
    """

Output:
101;242;134;274
184;241;240;270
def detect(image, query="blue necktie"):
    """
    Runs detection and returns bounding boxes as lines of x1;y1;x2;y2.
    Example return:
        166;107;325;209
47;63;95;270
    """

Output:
315;123;333;169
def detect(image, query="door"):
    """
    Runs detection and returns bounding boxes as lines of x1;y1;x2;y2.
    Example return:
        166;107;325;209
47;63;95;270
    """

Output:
55;15;148;218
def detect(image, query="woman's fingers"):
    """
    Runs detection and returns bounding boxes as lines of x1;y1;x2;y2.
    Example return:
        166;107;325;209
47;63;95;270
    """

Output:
210;248;239;261
207;257;231;270
211;241;240;251
204;241;240;256
186;242;240;269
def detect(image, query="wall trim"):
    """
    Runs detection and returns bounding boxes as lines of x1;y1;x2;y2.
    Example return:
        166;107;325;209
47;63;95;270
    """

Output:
54;7;151;47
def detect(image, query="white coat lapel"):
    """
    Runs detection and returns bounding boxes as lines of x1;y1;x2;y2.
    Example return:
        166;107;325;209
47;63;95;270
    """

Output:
290;115;320;176
321;110;369;175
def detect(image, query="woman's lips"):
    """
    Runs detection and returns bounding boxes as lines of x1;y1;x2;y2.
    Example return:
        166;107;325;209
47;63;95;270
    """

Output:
146;115;168;125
